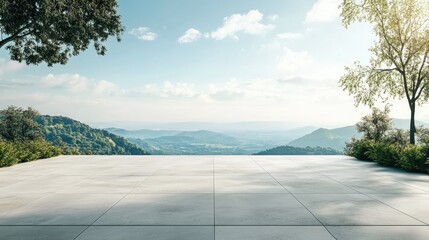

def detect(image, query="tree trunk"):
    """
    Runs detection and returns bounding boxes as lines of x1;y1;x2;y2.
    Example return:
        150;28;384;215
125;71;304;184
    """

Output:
410;103;416;144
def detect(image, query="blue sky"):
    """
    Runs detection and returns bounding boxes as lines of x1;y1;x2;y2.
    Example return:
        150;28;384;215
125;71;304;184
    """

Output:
1;0;427;127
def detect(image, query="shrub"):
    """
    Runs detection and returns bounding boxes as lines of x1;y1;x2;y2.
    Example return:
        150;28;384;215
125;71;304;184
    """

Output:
15;140;62;162
0;140;62;166
417;127;429;145
384;129;408;146
345;138;375;161
421;144;429;157
356;106;392;141
0;141;19;167
398;145;428;172
368;142;400;167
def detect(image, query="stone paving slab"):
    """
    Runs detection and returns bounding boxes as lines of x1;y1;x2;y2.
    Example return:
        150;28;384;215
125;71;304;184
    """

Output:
215;193;321;225
0;226;86;240
0;155;428;239
215;226;335;240
294;193;425;226
76;226;214;240
326;226;429;240
94;193;214;225
133;176;213;193
0;193;124;225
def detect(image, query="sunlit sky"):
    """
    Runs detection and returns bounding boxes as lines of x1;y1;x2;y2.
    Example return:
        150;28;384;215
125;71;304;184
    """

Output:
1;0;428;128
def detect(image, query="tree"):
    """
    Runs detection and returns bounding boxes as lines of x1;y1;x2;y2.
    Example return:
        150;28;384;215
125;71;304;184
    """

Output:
356;106;393;141
339;0;429;144
0;0;124;66
0;106;43;142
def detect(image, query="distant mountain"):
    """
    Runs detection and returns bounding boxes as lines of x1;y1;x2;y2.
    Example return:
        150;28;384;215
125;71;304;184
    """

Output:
102;118;429;155
93;121;309;132
254;145;341;155
104;123;317;149
393;119;429;129
105;128;180;139
174;130;240;145
127;130;273;155
226;126;318;146
141;130;245;155
288;119;429;152
35;116;149;155
288;126;360;151
106;126;318;155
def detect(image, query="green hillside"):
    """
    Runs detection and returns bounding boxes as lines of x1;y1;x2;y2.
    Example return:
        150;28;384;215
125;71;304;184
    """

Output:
254;145;341;155
35;115;149;155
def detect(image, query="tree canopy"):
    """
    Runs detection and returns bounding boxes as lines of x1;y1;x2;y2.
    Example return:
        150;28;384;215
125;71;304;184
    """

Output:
0;106;43;142
0;0;124;66
356;106;392;141
339;0;429;144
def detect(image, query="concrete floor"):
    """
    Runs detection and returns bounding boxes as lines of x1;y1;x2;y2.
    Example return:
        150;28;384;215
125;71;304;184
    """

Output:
0;155;429;239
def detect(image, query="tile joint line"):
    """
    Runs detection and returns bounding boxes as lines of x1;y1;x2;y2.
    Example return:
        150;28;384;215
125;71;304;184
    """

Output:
249;155;338;240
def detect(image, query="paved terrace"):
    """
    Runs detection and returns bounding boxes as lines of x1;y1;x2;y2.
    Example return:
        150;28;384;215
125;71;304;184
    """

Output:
0;155;429;239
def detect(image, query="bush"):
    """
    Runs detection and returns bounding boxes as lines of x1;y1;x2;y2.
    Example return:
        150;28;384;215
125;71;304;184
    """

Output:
356;106;392;141
417;127;429;145
15;140;61;162
0;140;61;167
0;141;19;167
368;142;400;167
398;145;428;172
345;139;375;161
421;144;429;157
385;129;408;146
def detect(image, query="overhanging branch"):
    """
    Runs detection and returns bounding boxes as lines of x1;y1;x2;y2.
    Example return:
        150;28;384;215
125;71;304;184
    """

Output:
0;24;32;48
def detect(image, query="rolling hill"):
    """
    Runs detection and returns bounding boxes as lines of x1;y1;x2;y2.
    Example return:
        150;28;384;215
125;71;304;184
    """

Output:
35;116;149;155
105;126;318;155
115;130;275;155
132;130;264;155
288;119;429;152
288;126;360;151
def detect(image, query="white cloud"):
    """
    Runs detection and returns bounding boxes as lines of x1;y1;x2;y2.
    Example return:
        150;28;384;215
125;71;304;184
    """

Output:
41;73;121;95
129;27;158;41
206;79;246;101
0;59;24;76
144;81;198;98
276;48;342;79
199;77;336;104
94;80;122;95
268;15;279;21
178;28;203;43
211;10;275;40
4;74;419;127
42;73;89;92
305;0;341;23
277;32;303;40
177;10;275;43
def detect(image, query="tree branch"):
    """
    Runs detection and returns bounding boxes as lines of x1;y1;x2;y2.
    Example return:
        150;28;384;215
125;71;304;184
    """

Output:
375;68;398;72
402;73;413;107
375;9;404;71
416;47;429;88
415;80;428;101
0;23;32;49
